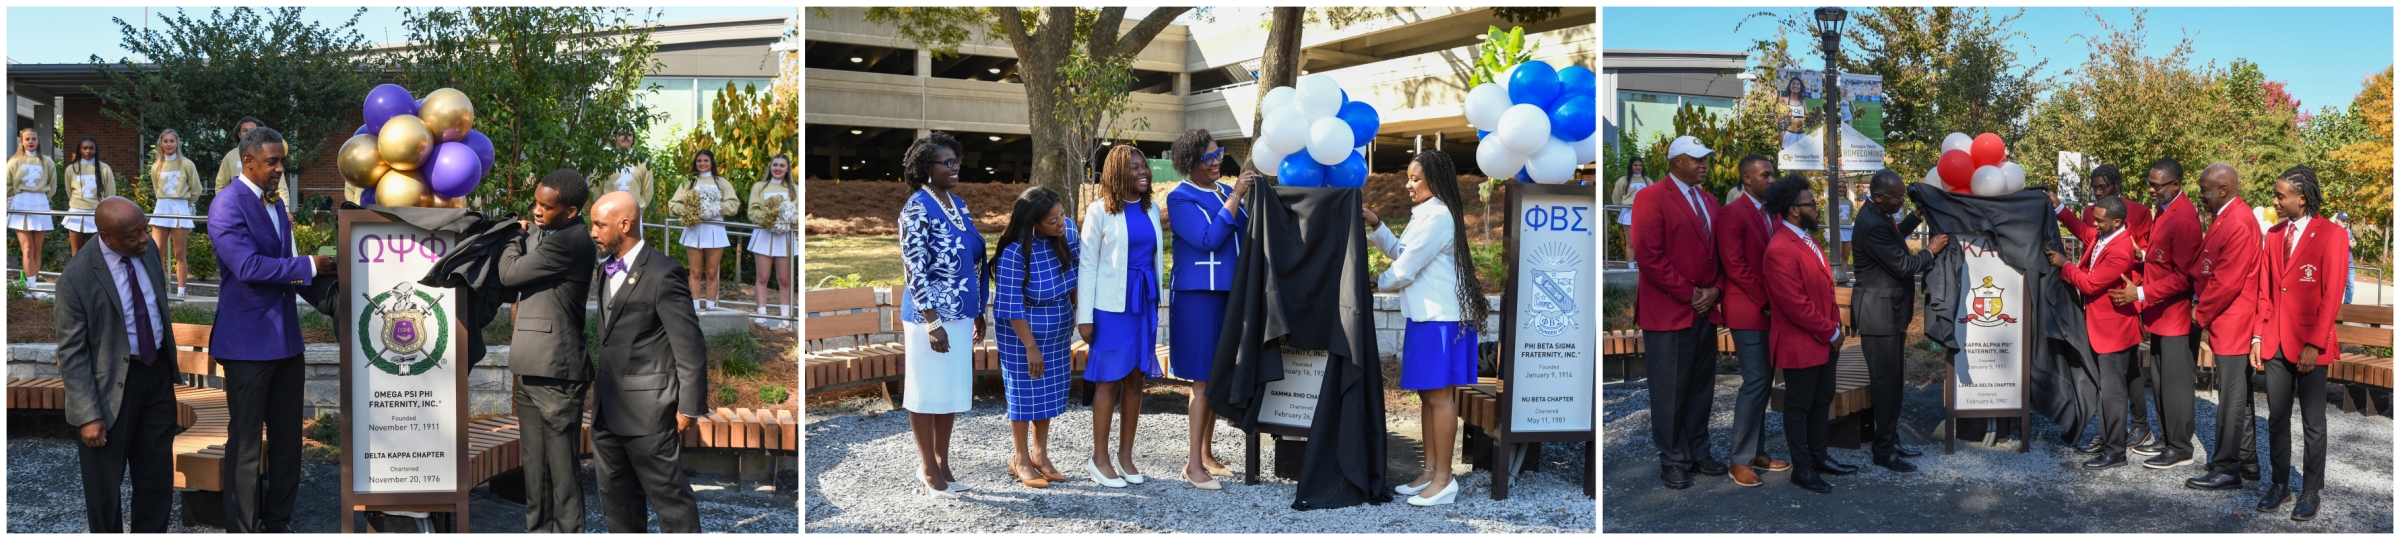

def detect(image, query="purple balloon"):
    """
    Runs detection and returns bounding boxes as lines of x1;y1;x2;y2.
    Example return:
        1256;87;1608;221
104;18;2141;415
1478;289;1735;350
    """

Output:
363;84;415;133
354;124;372;136
426;142;482;198
462;130;496;177
358;188;377;206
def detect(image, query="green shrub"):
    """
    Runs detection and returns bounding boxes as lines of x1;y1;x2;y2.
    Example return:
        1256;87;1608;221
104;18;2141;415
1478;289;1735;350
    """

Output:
710;331;762;378
714;386;739;405
170;303;214;325
305;411;341;445
758;384;790;405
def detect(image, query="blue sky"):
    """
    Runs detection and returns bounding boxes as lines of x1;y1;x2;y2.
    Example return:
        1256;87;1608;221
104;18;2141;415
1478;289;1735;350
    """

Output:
7;7;796;65
1605;7;2393;113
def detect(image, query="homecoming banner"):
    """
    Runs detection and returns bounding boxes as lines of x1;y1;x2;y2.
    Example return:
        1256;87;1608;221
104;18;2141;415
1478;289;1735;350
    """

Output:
1774;68;1887;171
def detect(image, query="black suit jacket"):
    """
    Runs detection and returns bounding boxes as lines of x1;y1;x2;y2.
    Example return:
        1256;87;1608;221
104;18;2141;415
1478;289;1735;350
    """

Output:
499;219;597;381
1851;206;1932;336
592;246;709;437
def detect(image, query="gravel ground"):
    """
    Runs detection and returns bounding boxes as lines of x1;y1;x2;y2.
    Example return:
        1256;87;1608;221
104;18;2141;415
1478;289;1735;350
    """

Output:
6;434;797;533
805;386;1595;533
1601;374;2394;533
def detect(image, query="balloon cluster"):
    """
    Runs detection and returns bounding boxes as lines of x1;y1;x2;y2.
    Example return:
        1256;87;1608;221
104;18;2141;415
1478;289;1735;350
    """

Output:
340;84;492;208
1925;132;2025;197
1252;74;1378;188
1465;61;1596;184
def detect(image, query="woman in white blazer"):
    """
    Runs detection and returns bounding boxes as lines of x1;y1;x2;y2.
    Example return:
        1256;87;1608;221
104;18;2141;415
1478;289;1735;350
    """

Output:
1363;150;1491;507
1075;145;1166;488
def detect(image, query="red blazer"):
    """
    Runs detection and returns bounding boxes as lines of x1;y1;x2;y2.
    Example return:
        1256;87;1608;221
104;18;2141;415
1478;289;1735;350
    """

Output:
2259;218;2349;366
1711;191;1773;331
1764;224;1839;369
1633;176;1721;332
2082;199;2152;252
2135;193;2202;335
2193;197;2265;354
2062;226;2144;354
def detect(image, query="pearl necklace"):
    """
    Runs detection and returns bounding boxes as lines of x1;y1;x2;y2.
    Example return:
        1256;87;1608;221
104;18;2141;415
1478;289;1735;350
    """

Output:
921;186;966;232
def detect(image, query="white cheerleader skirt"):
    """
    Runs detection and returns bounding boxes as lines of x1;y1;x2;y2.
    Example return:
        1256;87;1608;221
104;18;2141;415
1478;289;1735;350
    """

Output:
150;198;196;229
746;229;794;257
7;193;53;231
60;209;97;233
902;318;975;414
679;222;730;249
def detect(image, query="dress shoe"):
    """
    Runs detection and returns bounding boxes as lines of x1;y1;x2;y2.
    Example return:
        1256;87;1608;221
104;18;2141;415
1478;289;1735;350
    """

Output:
1752;456;1792;472
1660;464;1692;490
2130;436;2164;457
1873;456;1917;472
2141;450;2194;469
2291;490;2319;521
1730;465;1763;487
1691;457;1730;476
2239;467;2260;482
1395;478;1433;496
1087;460;1129;488
1893;446;1923;458
1813;458;1859;476
2071;440;2105;455
2082;452;2128;470
1790;470;1832;493
2255;484;2291;512
1406;478;1460;506
2184;472;2241;491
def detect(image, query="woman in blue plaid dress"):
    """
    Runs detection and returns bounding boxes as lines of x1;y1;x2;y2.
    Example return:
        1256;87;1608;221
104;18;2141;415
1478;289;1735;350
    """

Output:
985;186;1079;488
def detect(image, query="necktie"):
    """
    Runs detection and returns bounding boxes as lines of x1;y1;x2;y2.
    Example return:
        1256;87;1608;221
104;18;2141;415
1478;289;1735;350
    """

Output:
1686;186;1710;228
122;256;157;365
604;258;627;277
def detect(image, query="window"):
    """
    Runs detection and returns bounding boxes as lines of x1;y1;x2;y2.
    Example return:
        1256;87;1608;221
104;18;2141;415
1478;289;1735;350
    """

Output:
640;77;771;148
1614;91;1735;148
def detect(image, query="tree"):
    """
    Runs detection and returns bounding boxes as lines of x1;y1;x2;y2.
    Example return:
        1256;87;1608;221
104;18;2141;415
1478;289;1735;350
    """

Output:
2210;59;2304;205
2326;66;2393;264
1254;7;1305;133
391;7;666;215
90;7;379;190
1743;7;2048;178
2016;9;2219;202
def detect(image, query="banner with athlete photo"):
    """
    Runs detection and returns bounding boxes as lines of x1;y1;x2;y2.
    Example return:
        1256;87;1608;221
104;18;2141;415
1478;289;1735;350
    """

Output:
1774;68;1887;171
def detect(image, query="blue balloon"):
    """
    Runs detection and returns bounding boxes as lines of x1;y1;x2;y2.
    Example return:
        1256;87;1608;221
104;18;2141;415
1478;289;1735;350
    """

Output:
1507;61;1560;107
1340;88;1349;103
1555;65;1597;108
1328;151;1368;188
1549;95;1597;142
1477;129;1491;139
1278;153;1329;187
1515;170;1533;183
1336;101;1380;148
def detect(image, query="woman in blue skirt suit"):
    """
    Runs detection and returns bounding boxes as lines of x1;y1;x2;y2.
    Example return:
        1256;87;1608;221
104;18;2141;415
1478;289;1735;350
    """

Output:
1164;129;1254;489
897;132;986;498
985;186;1079;488
1077;144;1165;488
1363;151;1491;507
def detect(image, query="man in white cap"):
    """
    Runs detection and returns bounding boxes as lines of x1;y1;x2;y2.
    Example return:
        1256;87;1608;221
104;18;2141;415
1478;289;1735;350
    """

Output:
1632;135;1727;489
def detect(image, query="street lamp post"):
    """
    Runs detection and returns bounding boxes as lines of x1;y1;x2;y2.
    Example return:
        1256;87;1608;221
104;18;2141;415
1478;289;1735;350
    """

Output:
1813;6;1849;278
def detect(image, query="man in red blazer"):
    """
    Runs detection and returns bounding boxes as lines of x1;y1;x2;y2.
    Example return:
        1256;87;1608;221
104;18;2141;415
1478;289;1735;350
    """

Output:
2058;164;2158;451
1760;175;1845;493
2107;158;2204;469
2186;163;2265;491
2047;195;2142;470
2252;166;2346;521
1634;136;1725;489
1711;154;1791;486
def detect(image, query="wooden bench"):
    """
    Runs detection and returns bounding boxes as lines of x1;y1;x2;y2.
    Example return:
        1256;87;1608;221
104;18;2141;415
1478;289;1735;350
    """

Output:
2331;304;2393;415
5;323;238;526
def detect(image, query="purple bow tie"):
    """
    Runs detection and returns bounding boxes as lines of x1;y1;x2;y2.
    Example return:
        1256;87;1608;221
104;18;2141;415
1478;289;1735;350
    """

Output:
604;259;627;277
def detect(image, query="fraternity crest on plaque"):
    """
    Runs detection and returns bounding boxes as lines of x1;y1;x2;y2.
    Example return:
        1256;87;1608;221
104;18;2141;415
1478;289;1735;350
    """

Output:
1524;242;1582;337
1967;276;2018;327
358;281;450;376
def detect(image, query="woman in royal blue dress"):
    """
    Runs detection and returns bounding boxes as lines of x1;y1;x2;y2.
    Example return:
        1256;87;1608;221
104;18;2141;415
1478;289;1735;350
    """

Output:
1163;129;1256;490
984;186;1078;489
1077;144;1164;488
897;132;986;499
1362;150;1491;507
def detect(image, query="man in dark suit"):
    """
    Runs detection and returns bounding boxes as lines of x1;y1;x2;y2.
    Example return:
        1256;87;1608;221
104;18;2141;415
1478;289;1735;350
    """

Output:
499;170;598;532
1849;170;1948;472
204;127;335;532
57;198;179;532
1632;136;1724;489
585;191;707;532
1711;154;1791;486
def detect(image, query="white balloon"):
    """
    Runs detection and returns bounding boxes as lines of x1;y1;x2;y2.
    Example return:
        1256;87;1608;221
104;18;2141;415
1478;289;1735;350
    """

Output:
1970;165;2008;196
1252;145;1290;176
1941;132;1973;155
1465;84;1513;130
1259;112;1310;155
1922;166;1944;189
1527;136;1577;184
1497;63;1519;93
1261;86;1297;115
2001;162;2027;193
1307;117;1354;166
1496;104;1551;155
1295;76;1344;120
1477;139;1526;180
1571;134;1596;165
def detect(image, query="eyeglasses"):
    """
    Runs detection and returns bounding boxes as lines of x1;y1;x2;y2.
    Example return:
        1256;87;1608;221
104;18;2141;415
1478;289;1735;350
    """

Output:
1201;148;1224;163
936;157;961;168
1790;201;1818;208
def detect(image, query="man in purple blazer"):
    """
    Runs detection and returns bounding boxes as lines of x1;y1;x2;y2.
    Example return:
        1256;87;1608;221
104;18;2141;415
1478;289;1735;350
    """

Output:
205;127;333;533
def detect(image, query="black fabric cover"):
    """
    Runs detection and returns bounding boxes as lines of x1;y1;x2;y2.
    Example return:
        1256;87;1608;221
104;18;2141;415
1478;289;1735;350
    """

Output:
1205;185;1389;510
1906;184;2094;442
316;203;524;367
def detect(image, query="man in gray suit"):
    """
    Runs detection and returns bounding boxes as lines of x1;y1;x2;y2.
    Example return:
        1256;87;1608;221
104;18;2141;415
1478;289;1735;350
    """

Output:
585;191;707;532
500;170;599;533
57;198;179;533
1851;170;1948;472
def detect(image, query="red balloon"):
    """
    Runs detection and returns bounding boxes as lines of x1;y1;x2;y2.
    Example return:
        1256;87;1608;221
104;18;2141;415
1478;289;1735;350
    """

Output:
1938;150;1976;189
1971;133;2006;168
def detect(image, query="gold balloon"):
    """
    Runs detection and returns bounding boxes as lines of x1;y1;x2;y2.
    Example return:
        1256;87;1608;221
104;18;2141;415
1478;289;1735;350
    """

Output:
337;134;383;188
369;162;392;185
376;169;427;207
425;194;468;209
419;88;475;143
378;115;434;170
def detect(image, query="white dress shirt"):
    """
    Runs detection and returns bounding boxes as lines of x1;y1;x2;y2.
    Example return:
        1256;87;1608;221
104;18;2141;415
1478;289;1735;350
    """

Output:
604;239;645;302
1369;199;1463;321
100;245;168;353
2285;214;2311;255
238;174;312;277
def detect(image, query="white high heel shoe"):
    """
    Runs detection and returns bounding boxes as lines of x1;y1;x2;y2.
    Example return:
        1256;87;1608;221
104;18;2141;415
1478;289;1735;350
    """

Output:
918;465;959;499
1406;479;1459;506
1087;460;1128;488
1394;478;1434;496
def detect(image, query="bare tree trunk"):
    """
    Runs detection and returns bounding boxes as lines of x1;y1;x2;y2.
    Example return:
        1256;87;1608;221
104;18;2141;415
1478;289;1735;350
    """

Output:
1253;8;1306;135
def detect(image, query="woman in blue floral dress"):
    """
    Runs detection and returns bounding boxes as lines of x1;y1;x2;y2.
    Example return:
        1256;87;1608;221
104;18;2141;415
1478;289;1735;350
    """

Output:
897;132;985;498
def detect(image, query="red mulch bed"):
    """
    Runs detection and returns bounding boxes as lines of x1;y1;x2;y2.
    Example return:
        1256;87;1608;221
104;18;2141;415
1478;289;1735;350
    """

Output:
806;173;1519;240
